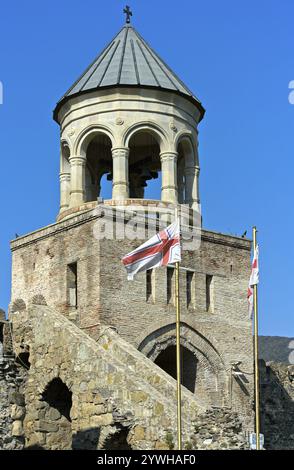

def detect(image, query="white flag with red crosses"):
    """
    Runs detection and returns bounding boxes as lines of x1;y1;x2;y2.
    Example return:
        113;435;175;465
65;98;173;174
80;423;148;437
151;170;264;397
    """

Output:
122;220;181;280
248;245;259;319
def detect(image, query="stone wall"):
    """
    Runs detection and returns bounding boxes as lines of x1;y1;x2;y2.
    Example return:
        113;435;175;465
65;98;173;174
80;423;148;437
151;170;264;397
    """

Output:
260;360;294;449
10;305;249;450
0;319;27;450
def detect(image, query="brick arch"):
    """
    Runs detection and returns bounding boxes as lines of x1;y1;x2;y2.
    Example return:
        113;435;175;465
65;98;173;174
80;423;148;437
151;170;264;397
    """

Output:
137;321;229;407
31;294;47;306
10;298;26;313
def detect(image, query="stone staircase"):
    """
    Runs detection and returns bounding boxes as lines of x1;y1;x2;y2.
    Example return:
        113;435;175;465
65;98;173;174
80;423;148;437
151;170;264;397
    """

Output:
10;305;247;449
97;325;206;424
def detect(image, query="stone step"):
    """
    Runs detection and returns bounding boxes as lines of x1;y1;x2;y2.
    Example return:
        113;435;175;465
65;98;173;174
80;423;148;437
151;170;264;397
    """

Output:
97;326;205;419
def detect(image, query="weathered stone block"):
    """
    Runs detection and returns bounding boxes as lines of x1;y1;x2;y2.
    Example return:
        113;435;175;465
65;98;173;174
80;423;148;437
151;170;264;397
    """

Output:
131;391;148;403
11;420;24;437
155;440;169;450
90;413;113;427
47;408;61;421
36;420;59;433
11;404;25;420
9;391;25;406
132;425;145;440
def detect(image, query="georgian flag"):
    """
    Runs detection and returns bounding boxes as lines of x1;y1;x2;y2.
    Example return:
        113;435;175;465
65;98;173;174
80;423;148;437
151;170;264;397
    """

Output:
122;220;181;280
248;245;259;318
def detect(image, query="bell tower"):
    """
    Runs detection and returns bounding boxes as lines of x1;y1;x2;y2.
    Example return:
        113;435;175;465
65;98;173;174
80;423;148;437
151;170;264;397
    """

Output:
9;12;255;438
54;20;205;221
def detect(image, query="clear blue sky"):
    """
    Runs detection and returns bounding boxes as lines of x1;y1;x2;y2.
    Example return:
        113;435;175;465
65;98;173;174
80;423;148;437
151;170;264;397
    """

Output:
0;0;293;336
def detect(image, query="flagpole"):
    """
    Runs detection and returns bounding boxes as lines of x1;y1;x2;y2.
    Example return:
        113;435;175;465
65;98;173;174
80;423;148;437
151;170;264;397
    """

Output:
253;226;260;450
175;207;182;450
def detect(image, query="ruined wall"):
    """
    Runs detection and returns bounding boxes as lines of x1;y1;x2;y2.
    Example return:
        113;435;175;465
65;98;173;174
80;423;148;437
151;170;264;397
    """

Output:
10;305;249;450
0;319;27;450
260;360;294;449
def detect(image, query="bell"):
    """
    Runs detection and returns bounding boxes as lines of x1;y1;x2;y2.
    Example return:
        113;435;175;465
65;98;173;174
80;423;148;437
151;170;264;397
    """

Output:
140;168;153;180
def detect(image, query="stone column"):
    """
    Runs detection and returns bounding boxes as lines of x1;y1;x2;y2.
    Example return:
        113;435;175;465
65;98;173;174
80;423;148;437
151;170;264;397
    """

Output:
112;147;129;200
59;173;71;212
69;156;86;207
177;172;185;204
185;165;200;209
160;151;178;204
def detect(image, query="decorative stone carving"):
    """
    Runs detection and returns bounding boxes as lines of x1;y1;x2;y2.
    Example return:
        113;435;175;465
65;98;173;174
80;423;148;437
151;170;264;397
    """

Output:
115;117;124;126
31;294;47;306
169;121;177;132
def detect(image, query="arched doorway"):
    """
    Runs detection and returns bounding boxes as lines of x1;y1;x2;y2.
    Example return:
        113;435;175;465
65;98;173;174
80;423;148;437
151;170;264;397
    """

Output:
39;378;72;450
154;345;197;393
138;322;228;408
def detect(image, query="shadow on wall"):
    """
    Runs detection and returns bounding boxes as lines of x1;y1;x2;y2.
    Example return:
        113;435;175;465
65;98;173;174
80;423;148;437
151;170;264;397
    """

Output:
102;426;132;450
72;426;132;450
25;427;132;450
72;428;101;450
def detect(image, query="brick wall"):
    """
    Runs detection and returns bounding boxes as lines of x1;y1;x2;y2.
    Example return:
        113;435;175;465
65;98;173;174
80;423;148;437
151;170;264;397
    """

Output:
10;207;254;427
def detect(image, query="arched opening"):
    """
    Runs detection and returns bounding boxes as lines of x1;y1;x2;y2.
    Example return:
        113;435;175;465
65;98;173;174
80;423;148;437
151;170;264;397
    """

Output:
61;142;70;173
103;427;132;450
154;345;197;393
39;378;72;450
128;131;161;200
139;323;228;407
60;142;71;212
177;138;197;206
83;133;113;202
99;173;113;199
16;351;30;369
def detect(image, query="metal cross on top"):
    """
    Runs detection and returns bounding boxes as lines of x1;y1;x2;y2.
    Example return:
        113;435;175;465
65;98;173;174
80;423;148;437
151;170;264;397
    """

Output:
123;5;132;24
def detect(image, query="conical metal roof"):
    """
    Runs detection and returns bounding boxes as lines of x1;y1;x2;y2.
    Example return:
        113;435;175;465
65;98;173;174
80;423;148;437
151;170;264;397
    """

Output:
53;25;205;121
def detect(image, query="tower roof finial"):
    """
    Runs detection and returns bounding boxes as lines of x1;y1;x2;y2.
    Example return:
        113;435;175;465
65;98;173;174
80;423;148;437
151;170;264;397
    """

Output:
123;5;132;24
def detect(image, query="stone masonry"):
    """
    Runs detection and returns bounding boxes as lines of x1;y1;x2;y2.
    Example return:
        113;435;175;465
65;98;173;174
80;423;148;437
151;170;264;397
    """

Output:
260;360;294;449
9;304;249;450
0;314;27;450
10;206;254;430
